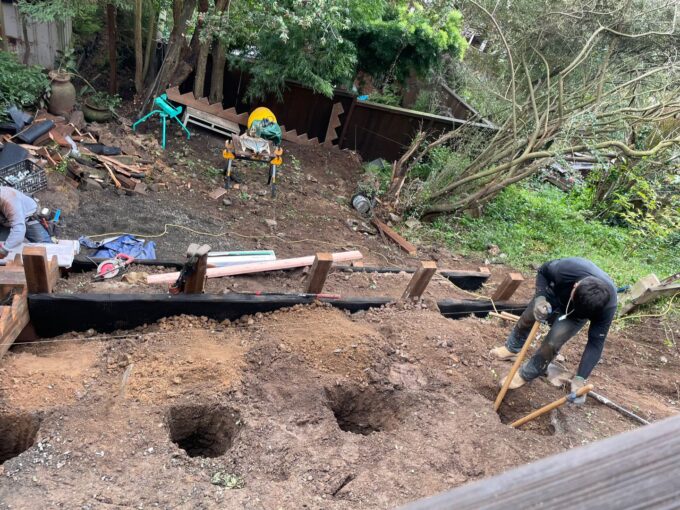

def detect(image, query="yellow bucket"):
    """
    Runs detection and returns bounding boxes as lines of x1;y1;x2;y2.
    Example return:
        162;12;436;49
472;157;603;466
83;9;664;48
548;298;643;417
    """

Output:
247;107;277;129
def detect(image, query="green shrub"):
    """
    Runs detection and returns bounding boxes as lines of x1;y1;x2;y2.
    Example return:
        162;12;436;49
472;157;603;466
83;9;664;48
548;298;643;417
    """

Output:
430;183;679;285
0;51;50;114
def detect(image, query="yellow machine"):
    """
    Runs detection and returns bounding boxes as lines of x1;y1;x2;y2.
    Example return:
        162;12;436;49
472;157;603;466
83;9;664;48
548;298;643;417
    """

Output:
222;107;283;197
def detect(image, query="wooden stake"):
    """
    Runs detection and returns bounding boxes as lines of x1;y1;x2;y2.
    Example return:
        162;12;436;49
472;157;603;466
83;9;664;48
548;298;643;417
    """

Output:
22;246;59;294
492;273;524;301
305;253;334;294
494;321;540;412
402;261;437;300
510;384;594;428
183;252;208;294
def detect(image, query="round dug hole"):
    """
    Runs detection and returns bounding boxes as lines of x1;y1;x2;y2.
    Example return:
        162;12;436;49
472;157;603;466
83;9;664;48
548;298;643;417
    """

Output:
0;413;41;464
326;386;401;435
167;405;240;458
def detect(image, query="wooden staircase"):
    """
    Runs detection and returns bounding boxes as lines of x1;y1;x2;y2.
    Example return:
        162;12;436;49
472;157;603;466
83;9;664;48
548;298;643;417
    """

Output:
165;88;350;152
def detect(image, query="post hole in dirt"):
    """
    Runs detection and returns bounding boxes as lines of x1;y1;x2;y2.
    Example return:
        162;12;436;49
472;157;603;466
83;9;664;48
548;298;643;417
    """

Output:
167;405;241;458
0;413;41;464
325;386;402;435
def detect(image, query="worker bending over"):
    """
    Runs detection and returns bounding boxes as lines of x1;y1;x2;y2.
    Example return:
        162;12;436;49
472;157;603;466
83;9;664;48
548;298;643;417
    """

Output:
491;257;617;403
0;186;52;258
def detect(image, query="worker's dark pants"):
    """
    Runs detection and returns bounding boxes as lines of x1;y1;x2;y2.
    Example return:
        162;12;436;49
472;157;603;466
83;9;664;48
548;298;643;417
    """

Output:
0;220;53;245
505;296;587;381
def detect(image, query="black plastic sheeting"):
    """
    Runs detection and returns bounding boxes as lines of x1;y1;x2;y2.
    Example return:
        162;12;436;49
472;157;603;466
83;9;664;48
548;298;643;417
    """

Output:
28;293;527;338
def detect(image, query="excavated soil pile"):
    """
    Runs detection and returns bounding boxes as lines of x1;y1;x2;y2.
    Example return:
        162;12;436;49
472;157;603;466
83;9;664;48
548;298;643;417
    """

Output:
0;303;677;509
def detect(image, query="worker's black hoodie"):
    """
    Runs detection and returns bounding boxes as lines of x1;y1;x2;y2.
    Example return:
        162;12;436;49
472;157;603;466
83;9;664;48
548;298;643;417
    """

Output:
535;257;618;378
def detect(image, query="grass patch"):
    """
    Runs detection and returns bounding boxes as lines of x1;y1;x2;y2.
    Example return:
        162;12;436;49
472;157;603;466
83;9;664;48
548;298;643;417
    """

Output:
427;184;679;285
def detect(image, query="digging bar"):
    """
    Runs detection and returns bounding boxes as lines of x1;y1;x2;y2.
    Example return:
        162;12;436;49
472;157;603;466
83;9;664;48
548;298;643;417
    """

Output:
590;391;650;426
494;321;540;412
510;384;594;428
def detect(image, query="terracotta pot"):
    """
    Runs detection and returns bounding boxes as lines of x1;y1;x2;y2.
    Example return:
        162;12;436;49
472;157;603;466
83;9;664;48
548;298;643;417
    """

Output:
82;100;113;122
48;71;76;116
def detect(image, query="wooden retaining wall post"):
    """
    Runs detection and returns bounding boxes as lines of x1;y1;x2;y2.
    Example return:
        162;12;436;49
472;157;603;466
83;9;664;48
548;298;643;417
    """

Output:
402;261;437;300
22;246;59;294
492;273;524;301
305;253;333;294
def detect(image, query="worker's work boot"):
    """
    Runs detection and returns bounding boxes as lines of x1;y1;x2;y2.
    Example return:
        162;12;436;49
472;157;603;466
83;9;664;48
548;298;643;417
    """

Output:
568;376;587;405
500;370;527;389
490;345;517;361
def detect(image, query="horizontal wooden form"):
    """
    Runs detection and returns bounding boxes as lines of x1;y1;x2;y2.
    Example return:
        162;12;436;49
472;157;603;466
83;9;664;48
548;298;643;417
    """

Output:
400;414;680;510
491;273;524;301
402;261;437;300
27;294;529;338
147;251;363;284
372;218;417;255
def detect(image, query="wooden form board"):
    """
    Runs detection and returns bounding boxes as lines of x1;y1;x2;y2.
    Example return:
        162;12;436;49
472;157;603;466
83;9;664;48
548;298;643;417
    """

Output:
401;413;680;510
372;218;417;255
402;261;437;300
147;251;363;284
491;273;524;301
304;253;333;294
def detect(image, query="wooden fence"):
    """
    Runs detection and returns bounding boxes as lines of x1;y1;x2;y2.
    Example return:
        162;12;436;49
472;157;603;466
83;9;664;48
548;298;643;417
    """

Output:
399;413;680;510
182;66;495;162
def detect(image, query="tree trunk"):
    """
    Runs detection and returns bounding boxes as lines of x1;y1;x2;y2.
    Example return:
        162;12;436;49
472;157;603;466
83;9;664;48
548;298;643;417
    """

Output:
209;41;226;103
194;0;228;99
134;0;143;95
189;0;210;55
142;1;158;82
0;1;9;52
146;0;198;102
106;3;117;95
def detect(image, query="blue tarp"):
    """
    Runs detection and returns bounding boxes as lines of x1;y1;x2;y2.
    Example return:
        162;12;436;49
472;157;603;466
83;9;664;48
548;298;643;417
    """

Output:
79;234;156;259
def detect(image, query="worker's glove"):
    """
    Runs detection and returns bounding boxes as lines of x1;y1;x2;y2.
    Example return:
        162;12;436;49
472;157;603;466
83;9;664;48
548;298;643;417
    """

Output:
0;244;8;260
532;296;552;322
567;376;587;405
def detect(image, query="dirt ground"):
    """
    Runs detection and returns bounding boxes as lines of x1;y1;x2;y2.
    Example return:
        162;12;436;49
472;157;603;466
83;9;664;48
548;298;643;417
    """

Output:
1;122;678;509
0;304;678;509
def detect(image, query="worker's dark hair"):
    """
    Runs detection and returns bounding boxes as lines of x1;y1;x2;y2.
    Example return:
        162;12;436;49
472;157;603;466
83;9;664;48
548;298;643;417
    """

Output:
573;276;611;318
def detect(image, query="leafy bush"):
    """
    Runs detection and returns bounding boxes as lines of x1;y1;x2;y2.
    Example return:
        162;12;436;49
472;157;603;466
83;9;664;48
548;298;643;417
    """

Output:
0;51;50;113
429;183;679;285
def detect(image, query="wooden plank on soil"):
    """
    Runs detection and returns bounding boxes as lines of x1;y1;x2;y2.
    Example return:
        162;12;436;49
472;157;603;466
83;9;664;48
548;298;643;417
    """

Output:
304;253;334;294
372;218;417;255
402;261;437;300
147;251;364;284
491;273;524;301
401;413;680;510
208;187;228;200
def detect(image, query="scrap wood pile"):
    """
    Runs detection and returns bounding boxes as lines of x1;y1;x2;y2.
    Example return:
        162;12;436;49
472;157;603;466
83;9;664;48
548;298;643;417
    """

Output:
0;108;163;195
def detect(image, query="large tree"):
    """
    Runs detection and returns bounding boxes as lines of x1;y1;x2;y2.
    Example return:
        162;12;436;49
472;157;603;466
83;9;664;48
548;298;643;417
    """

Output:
386;0;680;218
